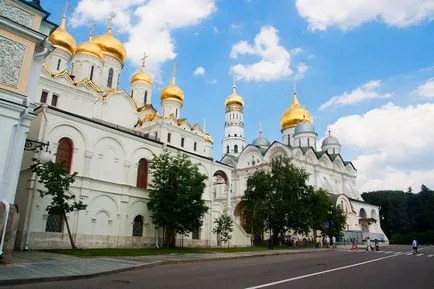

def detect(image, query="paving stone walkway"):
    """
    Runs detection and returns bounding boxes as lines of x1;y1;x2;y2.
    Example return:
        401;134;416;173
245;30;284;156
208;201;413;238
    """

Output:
0;248;331;286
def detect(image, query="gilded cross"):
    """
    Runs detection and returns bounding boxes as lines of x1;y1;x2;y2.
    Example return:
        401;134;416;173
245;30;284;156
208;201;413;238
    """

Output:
108;12;116;29
140;52;149;70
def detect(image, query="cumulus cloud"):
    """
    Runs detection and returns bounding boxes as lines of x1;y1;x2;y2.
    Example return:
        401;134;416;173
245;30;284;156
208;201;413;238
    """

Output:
229;26;296;82
295;63;308;80
295;0;434;31
416;78;434;97
329;102;434;191
71;0;216;79
193;66;205;76
320;80;392;111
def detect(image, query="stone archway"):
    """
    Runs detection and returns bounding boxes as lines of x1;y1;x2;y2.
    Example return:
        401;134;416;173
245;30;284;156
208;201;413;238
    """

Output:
213;170;229;199
359;208;369;232
234;201;248;230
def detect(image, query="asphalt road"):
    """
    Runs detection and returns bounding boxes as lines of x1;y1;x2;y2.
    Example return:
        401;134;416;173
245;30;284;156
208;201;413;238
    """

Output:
9;245;434;289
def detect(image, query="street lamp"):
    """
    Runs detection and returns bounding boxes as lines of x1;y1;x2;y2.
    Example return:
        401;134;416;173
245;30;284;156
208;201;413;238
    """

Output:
24;139;51;163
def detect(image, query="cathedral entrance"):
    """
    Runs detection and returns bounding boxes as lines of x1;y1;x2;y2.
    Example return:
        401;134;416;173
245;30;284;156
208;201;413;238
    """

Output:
234;201;248;231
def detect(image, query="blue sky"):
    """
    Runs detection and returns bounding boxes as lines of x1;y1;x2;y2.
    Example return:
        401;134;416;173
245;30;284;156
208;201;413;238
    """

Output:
43;0;434;192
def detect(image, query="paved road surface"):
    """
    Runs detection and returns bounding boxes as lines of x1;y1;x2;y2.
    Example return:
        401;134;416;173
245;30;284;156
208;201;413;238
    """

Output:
8;245;434;289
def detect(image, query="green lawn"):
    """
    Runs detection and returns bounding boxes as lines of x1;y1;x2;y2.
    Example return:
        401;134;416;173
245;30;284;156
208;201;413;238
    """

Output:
45;246;295;257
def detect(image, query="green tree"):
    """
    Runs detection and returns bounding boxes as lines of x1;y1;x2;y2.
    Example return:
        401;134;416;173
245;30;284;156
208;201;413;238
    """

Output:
148;151;208;248
213;209;233;247
243;157;314;247
31;159;86;250
310;188;333;235
326;205;347;239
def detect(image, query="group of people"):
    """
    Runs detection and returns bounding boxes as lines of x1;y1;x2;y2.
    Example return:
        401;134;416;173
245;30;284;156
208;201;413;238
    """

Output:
314;235;337;248
365;237;380;252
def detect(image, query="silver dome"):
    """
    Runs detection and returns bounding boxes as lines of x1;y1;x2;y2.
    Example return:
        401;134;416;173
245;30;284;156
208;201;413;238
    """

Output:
252;135;270;147
322;135;341;147
294;122;316;135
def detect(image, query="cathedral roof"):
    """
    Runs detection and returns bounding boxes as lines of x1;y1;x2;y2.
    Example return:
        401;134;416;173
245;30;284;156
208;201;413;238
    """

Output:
280;92;312;131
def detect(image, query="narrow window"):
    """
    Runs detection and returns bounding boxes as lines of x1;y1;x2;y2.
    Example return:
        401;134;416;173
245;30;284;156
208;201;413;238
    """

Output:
235;134;237;137
234;145;238;153
167;133;171;143
71;63;74;74
154;132;158;139
56;59;61;70
192;227;200;240
45;213;63;232
144;91;148;104
117;75;120;89
194;142;197;151
132;215;144;237
131;90;134;98
181;137;185;147
40;91;48;103
56;137;73;174
308;138;310;147
176;109;178;118
107;68;114;88
136;158;149;189
51;94;58;106
90;65;95;81
226;145;229;154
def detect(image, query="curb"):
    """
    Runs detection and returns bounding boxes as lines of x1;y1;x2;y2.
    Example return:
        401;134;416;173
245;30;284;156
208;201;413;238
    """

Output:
0;249;329;286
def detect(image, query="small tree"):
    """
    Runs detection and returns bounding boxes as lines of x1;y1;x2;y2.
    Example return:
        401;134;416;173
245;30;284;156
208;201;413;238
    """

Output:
31;159;86;250
213;209;233;247
148;151;208;248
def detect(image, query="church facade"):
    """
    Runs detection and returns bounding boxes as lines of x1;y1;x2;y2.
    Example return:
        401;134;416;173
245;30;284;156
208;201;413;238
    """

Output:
14;6;386;250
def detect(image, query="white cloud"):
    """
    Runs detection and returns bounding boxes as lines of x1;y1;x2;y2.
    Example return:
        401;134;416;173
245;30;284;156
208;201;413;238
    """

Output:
416;78;434;97
72;0;217;79
295;0;434;31
193;66;205;76
210;79;217;85
329;102;434;191
320;80;392;111
229;26;295;82
295;63;308;80
212;26;219;33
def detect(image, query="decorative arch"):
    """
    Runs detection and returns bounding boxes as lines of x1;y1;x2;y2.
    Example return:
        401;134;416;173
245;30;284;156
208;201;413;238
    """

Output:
93;135;127;158
371;209;377;220
132;215;144;237
47;122;88;151
319;154;333;170
304;149;318;165
234;201;248;230
359;208;367;218
264;143;291;161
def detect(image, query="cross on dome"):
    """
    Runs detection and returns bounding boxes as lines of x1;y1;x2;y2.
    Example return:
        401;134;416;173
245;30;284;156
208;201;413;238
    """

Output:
140;52;148;70
108;12;116;31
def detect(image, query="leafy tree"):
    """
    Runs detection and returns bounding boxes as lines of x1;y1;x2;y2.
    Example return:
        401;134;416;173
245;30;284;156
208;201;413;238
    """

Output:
213;209;233;247
243;170;270;241
326;205;347;239
310;188;332;235
148;151;208;248
243;157;314;247
31;159;86;250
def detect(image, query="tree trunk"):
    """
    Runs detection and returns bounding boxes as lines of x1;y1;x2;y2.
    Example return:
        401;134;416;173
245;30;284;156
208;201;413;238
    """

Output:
164;227;176;248
62;209;77;250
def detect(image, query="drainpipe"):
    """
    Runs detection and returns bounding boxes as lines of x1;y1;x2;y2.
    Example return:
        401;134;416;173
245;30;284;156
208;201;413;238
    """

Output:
0;200;11;258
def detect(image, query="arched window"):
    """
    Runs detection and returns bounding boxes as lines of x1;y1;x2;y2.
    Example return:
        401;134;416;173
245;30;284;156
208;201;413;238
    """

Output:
131;90;134;98
107;68;114;88
144;91;148;104
56;59;61;70
56;137;73;174
234;145;238;153
136;158;148;189
45;213;63;232
132;215;144;236
226;145;229;154
90;65;95;81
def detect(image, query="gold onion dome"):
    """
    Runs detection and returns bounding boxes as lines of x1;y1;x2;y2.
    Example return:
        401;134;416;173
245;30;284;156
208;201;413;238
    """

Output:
48;15;76;55
161;66;184;103
92;27;126;64
76;34;104;60
225;82;244;107
131;56;153;84
280;92;312;131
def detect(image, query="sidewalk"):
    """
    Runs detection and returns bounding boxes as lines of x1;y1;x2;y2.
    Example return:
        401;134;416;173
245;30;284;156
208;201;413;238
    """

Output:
0;248;325;286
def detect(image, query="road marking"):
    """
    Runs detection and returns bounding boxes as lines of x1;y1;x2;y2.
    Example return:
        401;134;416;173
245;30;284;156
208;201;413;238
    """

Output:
244;253;403;289
427;255;433;258
417;253;424;256
406;253;413;256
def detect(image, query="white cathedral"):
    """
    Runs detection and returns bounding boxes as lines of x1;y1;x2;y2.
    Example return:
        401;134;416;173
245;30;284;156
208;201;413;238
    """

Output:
12;7;387;250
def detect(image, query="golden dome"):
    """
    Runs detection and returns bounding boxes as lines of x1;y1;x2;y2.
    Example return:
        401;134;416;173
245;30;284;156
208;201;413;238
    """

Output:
131;57;153;84
225;83;244;107
161;84;184;102
76;35;104;60
92;27;126;64
161;66;184;103
280;92;312;131
48;16;76;55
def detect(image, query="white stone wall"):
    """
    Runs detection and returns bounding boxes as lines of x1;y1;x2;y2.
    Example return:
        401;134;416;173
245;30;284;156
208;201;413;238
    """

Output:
101;56;122;90
162;99;182;118
71;54;103;86
45;48;71;73
131;81;152;107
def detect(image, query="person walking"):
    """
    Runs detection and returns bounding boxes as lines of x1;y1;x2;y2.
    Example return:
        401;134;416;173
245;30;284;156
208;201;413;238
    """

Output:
412;239;419;254
351;238;357;250
366;237;373;252
332;236;337;248
374;238;380;251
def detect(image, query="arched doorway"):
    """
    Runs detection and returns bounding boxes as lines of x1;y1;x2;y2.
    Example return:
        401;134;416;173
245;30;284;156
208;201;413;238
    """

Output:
213;170;229;199
133;215;144;237
359;208;369;232
234;201;247;230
